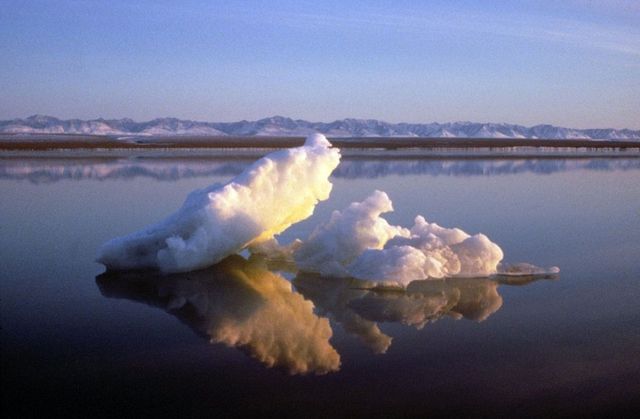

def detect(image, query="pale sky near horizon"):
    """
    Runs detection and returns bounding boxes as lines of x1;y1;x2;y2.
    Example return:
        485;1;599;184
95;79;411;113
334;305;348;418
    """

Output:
1;0;639;129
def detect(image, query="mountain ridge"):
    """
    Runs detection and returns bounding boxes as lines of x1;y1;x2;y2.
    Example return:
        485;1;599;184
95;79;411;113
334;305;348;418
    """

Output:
1;115;639;140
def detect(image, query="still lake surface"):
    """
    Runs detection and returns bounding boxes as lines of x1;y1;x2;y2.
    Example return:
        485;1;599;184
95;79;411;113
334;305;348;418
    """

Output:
2;150;639;417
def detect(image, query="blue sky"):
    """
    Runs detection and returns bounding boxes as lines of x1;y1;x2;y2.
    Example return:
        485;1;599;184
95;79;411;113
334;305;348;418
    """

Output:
1;0;638;128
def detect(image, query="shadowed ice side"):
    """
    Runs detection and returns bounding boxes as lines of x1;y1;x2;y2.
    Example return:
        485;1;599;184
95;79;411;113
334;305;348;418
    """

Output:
96;254;340;375
294;272;558;354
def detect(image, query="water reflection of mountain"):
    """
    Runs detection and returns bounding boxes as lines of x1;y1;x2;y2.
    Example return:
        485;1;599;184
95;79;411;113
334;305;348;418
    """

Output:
335;158;640;178
3;156;640;183
294;274;554;354
96;255;340;375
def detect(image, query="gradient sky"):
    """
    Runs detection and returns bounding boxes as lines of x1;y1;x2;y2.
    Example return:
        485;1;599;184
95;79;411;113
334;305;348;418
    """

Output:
1;0;639;128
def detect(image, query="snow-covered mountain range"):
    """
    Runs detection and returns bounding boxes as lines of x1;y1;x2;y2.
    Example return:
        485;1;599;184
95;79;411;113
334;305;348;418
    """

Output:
2;115;639;140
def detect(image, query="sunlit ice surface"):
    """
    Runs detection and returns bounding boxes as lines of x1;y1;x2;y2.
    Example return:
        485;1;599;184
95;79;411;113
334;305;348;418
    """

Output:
97;134;340;273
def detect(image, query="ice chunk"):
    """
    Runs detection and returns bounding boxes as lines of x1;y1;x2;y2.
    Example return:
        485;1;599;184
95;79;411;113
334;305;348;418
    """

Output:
97;134;341;273
295;191;504;286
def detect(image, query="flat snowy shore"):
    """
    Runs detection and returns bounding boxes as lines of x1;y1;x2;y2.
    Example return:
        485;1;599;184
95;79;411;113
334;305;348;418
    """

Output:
1;133;639;150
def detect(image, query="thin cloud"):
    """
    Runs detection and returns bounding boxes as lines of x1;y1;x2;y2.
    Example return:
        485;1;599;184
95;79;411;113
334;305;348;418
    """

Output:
221;6;640;58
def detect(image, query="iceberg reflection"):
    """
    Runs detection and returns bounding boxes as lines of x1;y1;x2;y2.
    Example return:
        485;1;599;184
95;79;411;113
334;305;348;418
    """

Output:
294;272;556;353
96;254;556;368
96;255;340;375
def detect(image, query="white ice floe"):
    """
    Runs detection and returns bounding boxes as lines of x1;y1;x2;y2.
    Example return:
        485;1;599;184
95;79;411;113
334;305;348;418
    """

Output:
98;134;557;285
294;190;505;287
97;134;341;273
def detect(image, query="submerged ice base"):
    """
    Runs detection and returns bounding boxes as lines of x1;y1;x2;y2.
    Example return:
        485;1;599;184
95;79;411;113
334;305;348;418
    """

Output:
97;134;341;273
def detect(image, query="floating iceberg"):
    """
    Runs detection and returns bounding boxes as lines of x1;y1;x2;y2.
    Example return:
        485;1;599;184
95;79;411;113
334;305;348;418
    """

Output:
97;134;341;273
97;133;557;287
294;190;505;286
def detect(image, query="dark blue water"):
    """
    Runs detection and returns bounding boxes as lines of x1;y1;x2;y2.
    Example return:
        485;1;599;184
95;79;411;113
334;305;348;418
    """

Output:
2;153;639;417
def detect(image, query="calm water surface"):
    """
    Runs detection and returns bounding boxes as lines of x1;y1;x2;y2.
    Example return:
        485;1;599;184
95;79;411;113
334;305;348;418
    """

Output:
2;152;639;417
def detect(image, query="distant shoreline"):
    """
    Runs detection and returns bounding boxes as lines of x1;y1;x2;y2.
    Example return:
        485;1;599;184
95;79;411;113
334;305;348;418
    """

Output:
1;133;639;151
